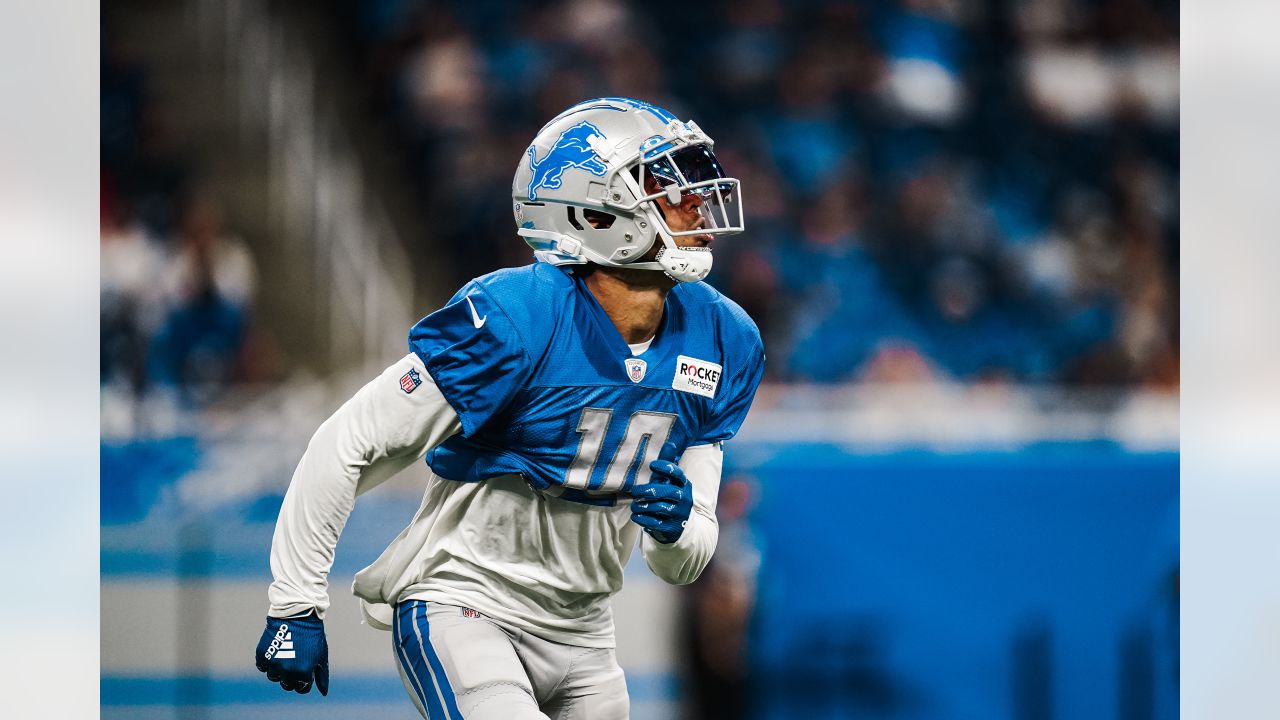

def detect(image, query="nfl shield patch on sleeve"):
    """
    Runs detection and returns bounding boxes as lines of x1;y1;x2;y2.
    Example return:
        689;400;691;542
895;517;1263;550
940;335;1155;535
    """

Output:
400;368;422;394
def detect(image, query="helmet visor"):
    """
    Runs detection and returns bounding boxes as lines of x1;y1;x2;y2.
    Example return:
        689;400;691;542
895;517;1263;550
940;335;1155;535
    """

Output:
646;145;726;186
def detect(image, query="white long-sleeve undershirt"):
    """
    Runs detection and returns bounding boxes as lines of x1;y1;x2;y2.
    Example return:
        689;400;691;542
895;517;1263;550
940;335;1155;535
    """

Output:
267;353;723;627
267;354;461;618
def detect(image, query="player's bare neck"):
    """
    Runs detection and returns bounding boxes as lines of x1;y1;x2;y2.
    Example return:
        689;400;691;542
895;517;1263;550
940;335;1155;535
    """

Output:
582;265;672;345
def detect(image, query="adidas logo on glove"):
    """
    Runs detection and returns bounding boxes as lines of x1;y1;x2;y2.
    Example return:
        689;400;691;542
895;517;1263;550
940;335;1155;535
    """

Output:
264;624;296;660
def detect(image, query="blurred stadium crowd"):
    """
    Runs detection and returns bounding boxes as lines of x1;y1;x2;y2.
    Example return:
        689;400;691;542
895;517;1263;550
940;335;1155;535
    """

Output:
101;34;261;418
101;0;1179;406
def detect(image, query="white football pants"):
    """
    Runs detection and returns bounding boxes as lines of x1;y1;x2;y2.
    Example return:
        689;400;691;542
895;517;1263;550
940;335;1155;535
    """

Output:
392;600;630;720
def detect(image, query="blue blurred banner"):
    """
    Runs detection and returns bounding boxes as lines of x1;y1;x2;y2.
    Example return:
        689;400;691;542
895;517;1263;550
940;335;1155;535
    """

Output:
741;445;1178;720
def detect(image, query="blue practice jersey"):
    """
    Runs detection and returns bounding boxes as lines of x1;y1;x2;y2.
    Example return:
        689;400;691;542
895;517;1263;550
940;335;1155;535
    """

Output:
408;262;765;506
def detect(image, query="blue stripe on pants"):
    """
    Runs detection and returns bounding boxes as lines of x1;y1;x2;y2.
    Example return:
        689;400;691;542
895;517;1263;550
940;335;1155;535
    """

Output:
395;601;464;720
394;602;434;718
412;601;465;719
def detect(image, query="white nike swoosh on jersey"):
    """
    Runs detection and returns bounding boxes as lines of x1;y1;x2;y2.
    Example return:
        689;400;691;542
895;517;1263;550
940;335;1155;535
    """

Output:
466;295;487;329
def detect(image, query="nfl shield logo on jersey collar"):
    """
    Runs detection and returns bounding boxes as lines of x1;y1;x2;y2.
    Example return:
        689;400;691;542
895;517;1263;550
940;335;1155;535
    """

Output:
624;358;647;383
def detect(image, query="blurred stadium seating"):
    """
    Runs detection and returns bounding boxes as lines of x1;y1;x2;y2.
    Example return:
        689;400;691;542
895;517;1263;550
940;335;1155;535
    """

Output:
100;1;1178;718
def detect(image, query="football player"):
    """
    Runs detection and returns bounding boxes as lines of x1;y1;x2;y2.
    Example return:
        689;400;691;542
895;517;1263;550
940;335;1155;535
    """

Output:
254;97;765;719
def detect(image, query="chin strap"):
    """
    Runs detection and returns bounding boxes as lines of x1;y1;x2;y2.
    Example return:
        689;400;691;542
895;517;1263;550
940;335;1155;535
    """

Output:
654;245;713;282
599;245;713;283
519;228;713;283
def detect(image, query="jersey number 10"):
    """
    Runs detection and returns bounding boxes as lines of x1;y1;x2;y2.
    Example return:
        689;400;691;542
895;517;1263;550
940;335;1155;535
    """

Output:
565;408;676;494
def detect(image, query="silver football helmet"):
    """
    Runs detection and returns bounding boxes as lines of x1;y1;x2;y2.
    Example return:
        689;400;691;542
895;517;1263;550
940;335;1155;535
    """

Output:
512;97;744;283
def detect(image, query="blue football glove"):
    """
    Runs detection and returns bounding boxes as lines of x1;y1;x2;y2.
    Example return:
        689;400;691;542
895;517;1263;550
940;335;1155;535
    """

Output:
255;611;329;696
628;442;694;544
